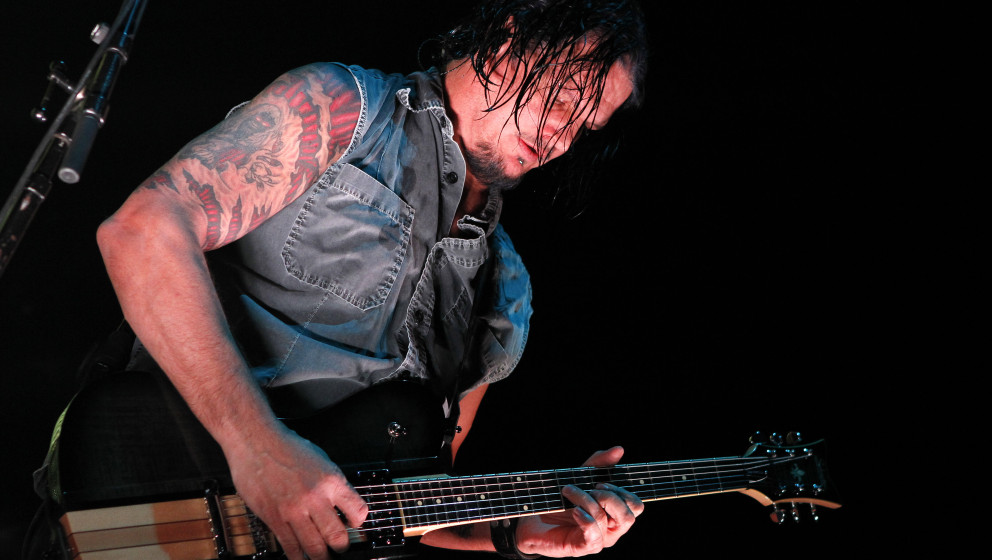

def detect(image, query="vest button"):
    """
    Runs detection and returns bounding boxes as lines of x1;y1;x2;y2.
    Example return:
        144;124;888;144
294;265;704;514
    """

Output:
444;171;458;184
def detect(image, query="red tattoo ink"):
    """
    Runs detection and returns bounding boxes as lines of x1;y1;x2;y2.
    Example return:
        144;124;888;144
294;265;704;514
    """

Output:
183;170;223;250
272;77;323;206
222;196;244;246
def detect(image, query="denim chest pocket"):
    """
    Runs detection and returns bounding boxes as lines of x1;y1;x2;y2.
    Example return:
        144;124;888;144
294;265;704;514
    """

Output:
283;164;414;311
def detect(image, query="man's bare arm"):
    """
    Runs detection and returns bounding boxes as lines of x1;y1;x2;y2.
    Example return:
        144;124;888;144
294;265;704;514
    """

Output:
97;63;363;560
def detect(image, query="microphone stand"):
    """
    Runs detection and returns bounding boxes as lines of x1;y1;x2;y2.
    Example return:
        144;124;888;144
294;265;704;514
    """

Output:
0;0;148;280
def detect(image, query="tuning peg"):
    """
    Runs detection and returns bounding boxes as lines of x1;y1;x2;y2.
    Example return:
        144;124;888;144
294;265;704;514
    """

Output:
809;503;820;522
786;431;803;444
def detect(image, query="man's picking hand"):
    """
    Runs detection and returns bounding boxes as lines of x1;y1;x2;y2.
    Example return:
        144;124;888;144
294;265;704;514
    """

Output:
225;425;369;560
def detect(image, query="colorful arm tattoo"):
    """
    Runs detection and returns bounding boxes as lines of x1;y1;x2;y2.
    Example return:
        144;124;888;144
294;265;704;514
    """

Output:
270;77;322;206
142;65;363;250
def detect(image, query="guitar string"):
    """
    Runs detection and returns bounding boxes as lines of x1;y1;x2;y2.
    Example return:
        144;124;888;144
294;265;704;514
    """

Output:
359;465;752;514
216;475;744;544
212;455;792;541
359;453;807;531
354;464;754;528
218;455;784;515
221;457;769;527
355;456;766;504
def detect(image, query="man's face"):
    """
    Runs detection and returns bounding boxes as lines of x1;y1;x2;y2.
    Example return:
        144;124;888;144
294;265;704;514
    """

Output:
450;45;634;190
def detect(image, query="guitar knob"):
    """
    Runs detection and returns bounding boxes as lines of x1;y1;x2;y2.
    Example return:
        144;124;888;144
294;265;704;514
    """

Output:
786;431;803;444
387;422;408;439
749;431;766;444
769;432;784;446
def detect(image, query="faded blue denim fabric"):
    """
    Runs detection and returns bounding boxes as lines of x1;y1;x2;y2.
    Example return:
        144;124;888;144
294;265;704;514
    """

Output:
214;64;532;415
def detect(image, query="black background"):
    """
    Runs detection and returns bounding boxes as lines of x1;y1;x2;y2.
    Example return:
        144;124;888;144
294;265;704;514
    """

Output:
2;1;946;558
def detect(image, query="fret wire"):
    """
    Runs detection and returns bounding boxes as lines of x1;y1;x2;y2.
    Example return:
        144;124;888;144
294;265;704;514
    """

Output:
492;474;508;518
428;479;442;526
442;477;457;521
554;468;570;511
713;457;724;491
522;472;540;515
506;474;520;515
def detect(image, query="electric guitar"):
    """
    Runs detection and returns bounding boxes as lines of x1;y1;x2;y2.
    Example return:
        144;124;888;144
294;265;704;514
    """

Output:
47;371;841;559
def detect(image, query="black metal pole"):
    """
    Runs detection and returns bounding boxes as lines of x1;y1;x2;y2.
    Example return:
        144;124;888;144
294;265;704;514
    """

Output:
0;0;148;280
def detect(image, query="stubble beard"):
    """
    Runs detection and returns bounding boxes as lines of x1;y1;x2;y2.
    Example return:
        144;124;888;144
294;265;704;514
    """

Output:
463;142;521;192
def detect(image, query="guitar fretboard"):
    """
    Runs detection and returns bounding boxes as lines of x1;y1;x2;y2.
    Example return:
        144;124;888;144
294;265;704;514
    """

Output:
358;456;768;530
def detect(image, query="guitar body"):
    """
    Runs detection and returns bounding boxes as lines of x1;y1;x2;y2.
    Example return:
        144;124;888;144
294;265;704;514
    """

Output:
50;370;446;559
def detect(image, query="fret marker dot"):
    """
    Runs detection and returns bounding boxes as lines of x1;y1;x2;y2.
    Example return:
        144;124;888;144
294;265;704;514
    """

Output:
639;479;645;485
435;499;442;504
480;494;486;499
681;475;687;480
417;500;423;506
523;505;529;511
457;497;463;502
516;476;522;482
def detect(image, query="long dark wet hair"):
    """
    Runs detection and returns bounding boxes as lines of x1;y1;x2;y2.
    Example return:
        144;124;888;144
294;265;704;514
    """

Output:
426;0;649;216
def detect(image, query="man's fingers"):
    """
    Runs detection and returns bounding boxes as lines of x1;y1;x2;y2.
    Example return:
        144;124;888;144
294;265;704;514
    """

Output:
563;481;642;551
270;521;306;560
581;445;625;467
260;479;368;559
305;481;369;553
596;483;644;518
280;504;334;560
562;485;610;527
308;506;351;554
336;488;370;528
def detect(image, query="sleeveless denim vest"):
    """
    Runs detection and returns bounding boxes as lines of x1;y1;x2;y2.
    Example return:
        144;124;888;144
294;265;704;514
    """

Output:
213;64;532;416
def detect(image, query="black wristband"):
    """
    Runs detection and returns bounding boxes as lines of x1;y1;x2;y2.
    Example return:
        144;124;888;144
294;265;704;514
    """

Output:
490;518;541;559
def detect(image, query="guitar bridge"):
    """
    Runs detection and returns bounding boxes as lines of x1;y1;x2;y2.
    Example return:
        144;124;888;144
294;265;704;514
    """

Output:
203;480;231;559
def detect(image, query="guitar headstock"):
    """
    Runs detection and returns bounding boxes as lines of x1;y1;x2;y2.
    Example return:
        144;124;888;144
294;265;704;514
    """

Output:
739;431;842;523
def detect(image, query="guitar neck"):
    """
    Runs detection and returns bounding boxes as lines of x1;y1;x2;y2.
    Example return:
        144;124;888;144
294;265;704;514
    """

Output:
58;452;835;558
371;455;766;535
